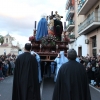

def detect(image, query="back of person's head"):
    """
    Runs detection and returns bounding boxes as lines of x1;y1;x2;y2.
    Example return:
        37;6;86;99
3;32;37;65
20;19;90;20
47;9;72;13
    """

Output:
24;43;31;51
67;49;77;60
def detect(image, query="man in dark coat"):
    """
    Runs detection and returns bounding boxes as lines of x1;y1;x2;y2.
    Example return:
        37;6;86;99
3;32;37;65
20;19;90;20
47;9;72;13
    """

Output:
12;43;41;100
52;49;91;100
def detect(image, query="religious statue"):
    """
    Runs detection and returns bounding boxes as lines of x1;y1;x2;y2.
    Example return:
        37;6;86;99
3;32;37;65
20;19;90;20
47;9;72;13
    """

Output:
47;11;63;40
35;11;63;41
54;11;61;20
48;16;54;35
36;15;48;41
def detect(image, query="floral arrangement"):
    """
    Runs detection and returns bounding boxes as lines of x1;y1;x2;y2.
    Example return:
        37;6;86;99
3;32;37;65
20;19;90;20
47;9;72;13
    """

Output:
41;34;58;46
29;36;35;41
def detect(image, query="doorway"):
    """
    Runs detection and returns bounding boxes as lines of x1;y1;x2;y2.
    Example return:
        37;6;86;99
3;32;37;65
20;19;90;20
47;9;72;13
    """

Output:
78;46;82;56
91;36;97;57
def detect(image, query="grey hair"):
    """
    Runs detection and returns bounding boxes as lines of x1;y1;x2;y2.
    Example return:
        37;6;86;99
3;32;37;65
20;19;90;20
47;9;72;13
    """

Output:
67;49;77;60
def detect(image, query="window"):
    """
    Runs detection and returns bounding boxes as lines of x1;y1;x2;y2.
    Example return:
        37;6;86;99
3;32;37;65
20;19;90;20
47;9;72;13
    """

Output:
92;36;96;47
92;49;97;57
6;38;8;43
91;36;97;56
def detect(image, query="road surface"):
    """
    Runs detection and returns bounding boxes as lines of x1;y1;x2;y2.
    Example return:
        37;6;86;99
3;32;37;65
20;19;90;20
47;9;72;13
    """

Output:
0;76;100;100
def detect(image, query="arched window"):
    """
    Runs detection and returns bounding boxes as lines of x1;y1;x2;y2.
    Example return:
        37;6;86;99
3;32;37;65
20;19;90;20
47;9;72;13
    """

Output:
6;38;8;43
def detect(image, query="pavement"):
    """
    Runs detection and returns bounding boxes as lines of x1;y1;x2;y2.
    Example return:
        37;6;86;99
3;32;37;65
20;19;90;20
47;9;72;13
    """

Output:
41;77;100;100
94;85;100;90
41;77;55;100
0;75;100;100
0;76;13;100
89;85;100;100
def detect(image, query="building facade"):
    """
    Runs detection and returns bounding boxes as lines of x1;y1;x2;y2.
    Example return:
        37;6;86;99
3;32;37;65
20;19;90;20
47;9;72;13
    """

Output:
0;34;19;55
78;0;100;56
65;0;100;57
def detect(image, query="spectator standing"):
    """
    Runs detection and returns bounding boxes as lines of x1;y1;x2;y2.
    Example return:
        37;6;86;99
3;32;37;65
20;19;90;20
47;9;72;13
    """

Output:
52;49;91;100
0;59;4;80
10;58;15;75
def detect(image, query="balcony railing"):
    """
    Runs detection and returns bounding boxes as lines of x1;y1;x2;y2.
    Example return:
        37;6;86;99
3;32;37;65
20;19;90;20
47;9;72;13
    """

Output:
68;35;75;39
67;20;74;27
66;10;70;20
78;12;100;33
66;21;75;32
66;6;74;21
78;0;99;15
78;0;86;12
66;0;71;10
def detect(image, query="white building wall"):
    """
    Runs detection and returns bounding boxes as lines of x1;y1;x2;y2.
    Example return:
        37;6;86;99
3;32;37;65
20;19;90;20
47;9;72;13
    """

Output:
0;47;18;55
0;47;11;55
69;35;88;56
11;48;18;55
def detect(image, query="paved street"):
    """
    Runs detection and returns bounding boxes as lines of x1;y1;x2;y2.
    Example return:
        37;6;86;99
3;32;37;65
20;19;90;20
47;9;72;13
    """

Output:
90;85;100;100
0;76;100;100
0;76;13;100
41;77;55;100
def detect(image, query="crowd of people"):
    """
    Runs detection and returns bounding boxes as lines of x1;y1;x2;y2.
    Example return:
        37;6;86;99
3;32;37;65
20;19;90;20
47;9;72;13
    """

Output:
1;52;100;88
79;55;100;87
52;53;100;87
0;54;16;80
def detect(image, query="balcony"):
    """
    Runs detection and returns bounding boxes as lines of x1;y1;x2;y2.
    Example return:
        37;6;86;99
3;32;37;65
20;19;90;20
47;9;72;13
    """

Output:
66;21;75;32
66;0;71;10
66;6;74;21
78;12;100;35
68;34;75;43
78;0;99;15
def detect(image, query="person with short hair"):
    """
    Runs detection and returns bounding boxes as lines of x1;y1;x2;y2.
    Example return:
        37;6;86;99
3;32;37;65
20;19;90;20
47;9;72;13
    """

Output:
10;58;15;75
12;43;41;100
52;49;91;100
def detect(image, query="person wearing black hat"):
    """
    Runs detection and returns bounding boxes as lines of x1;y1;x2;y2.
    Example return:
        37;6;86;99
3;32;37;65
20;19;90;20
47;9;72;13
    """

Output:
12;43;41;100
52;49;91;100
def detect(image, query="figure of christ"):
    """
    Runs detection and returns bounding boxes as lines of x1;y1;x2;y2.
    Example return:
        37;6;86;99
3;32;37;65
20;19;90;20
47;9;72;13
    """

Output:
54;11;61;21
48;16;55;35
